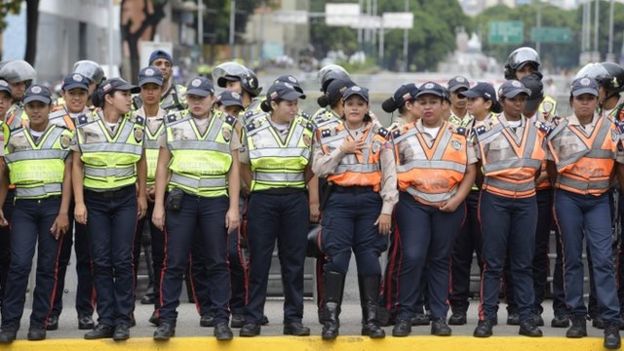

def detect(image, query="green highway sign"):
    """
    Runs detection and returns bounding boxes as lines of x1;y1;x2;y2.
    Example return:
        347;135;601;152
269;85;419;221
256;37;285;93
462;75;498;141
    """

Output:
488;21;524;45
531;27;573;43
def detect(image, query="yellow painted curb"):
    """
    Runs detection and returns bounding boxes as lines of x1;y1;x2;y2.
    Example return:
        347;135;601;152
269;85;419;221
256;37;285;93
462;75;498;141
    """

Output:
0;336;610;351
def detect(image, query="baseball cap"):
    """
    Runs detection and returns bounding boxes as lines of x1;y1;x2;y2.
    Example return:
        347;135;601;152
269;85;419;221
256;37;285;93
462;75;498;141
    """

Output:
100;78;140;95
382;83;419;113
216;90;244;108
416;81;447;99
447;76;470;93
24;84;52;105
571;76;599;97
319;78;354;107
186;76;215;97
0;79;11;96
62;73;89;91
498;80;531;98
342;86;369;103
266;82;306;101
148;50;173;65
138;66;164;87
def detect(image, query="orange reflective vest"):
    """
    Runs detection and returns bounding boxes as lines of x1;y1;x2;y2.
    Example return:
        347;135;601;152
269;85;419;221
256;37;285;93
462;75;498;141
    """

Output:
475;115;545;198
48;106;77;131
318;123;386;192
394;121;468;205
547;116;618;196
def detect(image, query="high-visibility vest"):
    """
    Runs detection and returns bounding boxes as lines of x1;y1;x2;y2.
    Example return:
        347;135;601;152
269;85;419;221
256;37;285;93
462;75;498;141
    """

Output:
394;121;468;205
75;109;144;190
246;113;312;192
5;103;27;131
48;105;78;131
548;115;618;195
448;113;473;129
4;125;72;199
166;111;234;197
311;107;341;131
134;108;168;186
475;115;546;198
317;122;387;192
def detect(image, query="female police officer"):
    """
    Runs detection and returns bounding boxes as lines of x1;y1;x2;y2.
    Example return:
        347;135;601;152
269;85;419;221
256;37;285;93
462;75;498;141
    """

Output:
0;85;72;343
390;82;476;337
313;85;397;340
72;78;147;341
238;81;312;337
151;76;239;341
547;77;622;349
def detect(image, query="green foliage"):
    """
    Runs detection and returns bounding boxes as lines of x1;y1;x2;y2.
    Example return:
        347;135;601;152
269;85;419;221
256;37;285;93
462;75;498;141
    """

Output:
0;0;22;31
204;0;256;44
475;1;624;70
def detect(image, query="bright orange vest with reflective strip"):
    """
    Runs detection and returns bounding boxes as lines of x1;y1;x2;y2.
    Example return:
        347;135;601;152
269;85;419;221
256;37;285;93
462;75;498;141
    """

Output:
547;115;617;196
394;121;468;205
476;115;545;198
318;123;385;192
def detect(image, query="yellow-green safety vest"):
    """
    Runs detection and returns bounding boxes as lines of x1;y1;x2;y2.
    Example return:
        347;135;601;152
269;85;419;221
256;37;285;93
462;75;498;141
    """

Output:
166;111;235;197
4;125;72;199
246;113;312;192
76;110;144;190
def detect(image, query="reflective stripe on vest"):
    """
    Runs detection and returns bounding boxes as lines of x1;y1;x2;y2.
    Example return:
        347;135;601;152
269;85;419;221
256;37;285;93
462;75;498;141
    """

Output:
406;186;457;203
15;183;62;198
551;116;616;195
478;116;543;198
78;113;143;190
248;117;311;191
166;114;233;197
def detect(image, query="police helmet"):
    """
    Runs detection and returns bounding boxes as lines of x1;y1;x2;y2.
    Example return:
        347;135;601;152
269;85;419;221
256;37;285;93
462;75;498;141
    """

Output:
0;60;36;85
318;64;350;93
212;61;262;97
575;62;624;92
73;60;105;85
504;47;541;80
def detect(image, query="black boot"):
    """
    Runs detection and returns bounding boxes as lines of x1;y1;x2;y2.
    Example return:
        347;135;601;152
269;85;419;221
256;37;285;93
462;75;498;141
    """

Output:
358;275;385;339
321;271;345;340
566;315;587;338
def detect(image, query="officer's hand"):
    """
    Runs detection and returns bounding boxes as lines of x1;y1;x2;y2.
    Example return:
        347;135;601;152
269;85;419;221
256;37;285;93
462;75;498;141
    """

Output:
225;207;240;233
137;195;148;219
147;186;156;202
339;137;366;155
0;209;7;227
374;213;392;235
75;202;88;225
309;202;321;223
439;197;461;213
50;213;69;240
152;205;166;231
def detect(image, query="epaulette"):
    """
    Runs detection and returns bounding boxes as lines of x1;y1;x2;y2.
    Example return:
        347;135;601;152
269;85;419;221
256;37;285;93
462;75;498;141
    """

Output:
243;110;254;120
300;111;311;120
76;114;90;126
320;128;332;138
454;126;468;136
305;121;314;131
166;110;185;124
615;120;624;134
474;125;488;135
377;127;389;138
224;114;236;126
535;120;551;134
392;128;401;138
133;114;145;126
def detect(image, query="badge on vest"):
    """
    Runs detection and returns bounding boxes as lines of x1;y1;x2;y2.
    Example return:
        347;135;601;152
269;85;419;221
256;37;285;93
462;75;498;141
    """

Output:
60;134;71;149
451;140;462;150
372;141;382;154
303;134;311;147
134;127;144;143
222;127;232;142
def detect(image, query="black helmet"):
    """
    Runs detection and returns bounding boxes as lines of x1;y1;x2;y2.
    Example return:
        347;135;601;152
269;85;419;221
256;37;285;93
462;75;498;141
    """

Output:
575;62;624;92
0;60;36;85
318;64;350;93
73;60;105;85
504;47;541;80
212;62;262;97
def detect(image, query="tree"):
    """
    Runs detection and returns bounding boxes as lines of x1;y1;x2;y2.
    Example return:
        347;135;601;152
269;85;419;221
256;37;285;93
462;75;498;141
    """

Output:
203;0;256;45
24;0;39;65
0;0;24;61
120;0;168;83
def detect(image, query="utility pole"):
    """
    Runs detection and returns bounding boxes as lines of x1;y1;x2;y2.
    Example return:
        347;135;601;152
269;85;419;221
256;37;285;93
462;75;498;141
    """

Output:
229;0;236;47
608;0;615;61
536;1;542;55
403;0;409;72
594;0;600;61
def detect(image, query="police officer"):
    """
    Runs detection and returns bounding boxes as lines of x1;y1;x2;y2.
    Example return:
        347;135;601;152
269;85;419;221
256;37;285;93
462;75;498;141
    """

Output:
379;83;425;326
72;60;106;107
72;78;147;341
312;85;397;340
473;80;546;338
216;91;244;117
130;67;167;325
448;82;501;325
0;80;13;312
238;82;312;337
0;85;73;343
447;76;471;127
47;73;96;331
151;76;238;341
137;50;186;112
390;82;475;337
0;60;36;130
546;77;621;349
213;62;262;113
317;64;351;94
